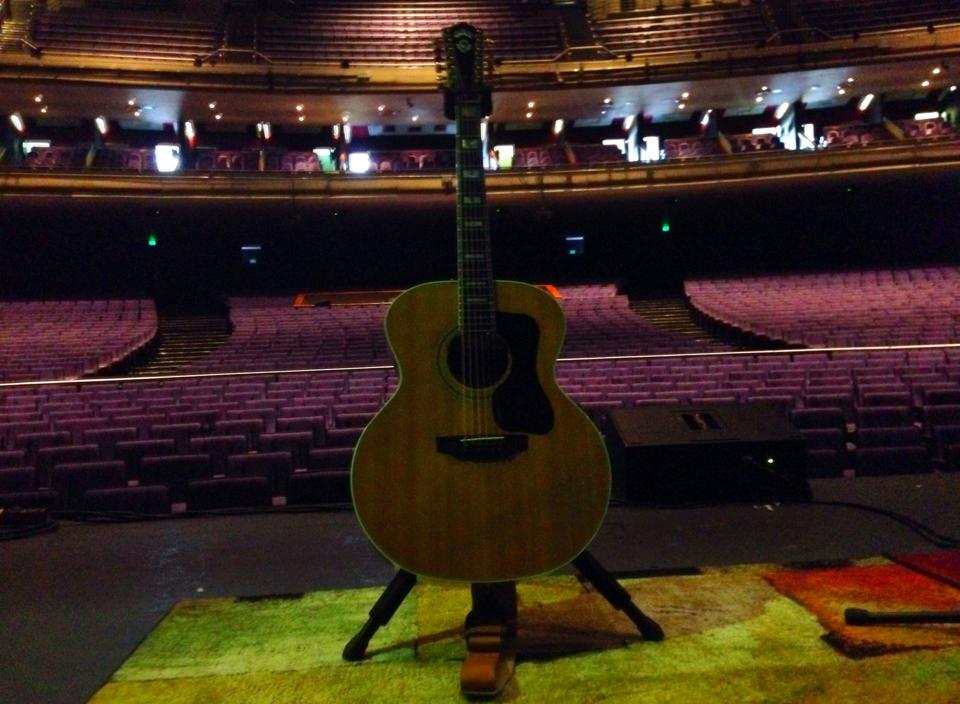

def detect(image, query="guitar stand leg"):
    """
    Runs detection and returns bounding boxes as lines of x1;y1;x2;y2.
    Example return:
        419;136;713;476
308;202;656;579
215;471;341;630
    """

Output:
572;551;665;642
342;569;418;661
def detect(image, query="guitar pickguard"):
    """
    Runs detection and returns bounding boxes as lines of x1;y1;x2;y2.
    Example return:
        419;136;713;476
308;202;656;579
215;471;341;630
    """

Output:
491;311;554;435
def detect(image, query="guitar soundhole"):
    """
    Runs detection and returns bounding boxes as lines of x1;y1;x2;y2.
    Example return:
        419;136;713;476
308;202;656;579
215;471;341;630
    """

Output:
446;332;511;389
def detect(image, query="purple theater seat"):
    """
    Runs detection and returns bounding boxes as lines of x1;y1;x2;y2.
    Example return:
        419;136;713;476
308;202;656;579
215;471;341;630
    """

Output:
0;490;58;509
325;427;363;448
790;408;845;431
115;439;177;481
189;435;250;474
307;447;354;472
36;444;100;487
856;406;914;429
54;417;110;443
225;451;293;495
0;467;35;492
82;485;170;513
275;417;327;446
139;454;212;504
861;391;913;408
0;450;27;468
213;419;265;449
111;413;168;439
50;460;127;509
82;427;138;459
922;405;960;433
855;446;930;476
856;427;924;448
14;430;72;463
150;422;204;454
187;476;272;510
924;389;960;406
286;470;351;505
258;432;314;469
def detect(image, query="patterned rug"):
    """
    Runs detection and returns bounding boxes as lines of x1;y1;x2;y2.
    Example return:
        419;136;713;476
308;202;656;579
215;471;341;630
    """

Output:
90;555;960;703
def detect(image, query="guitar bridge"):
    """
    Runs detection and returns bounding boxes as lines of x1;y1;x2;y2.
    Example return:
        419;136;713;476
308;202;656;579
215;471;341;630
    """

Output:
436;434;528;462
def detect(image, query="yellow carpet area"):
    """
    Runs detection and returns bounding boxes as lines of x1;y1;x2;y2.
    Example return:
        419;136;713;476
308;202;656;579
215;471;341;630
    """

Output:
90;558;960;703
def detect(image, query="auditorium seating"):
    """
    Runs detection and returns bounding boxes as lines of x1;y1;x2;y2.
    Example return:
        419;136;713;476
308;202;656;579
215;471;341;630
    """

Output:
257;0;563;65
685;267;960;348
513;146;568;169
31;8;219;61
2;276;958;512
569;144;625;165
589;2;770;57
663;137;721;160
898;118;958;140
0;299;157;382
797;0;960;38
726;133;783;153
822;123;891;148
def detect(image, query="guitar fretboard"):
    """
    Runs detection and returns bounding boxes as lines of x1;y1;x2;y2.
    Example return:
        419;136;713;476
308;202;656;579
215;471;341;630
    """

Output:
456;99;495;336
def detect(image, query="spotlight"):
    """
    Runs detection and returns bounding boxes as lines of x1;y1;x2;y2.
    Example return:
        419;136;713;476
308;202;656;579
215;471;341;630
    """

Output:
95;115;108;134
9;113;25;133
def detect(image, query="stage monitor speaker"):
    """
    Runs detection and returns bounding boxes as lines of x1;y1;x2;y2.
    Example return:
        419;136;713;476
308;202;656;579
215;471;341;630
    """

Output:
606;402;810;506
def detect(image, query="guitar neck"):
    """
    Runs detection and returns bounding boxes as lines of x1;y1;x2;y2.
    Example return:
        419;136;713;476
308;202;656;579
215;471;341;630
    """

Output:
455;97;495;335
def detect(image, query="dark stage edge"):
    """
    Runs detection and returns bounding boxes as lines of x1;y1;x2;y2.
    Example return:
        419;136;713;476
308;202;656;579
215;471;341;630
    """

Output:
2;473;959;704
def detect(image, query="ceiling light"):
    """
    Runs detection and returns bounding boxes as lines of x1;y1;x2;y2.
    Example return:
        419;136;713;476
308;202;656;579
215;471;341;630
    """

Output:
858;94;875;111
601;109;607;115
40;106;48;114
33;94;43;103
603;97;612;105
837;87;846;95
412;114;419;122
95;116;108;134
527;100;536;109
681;91;690;99
377;104;386;112
127;98;136;106
847;77;855;83
677;103;686;110
214;113;223;120
208;102;217;109
133;109;142;117
810;85;820;91
952;85;958;92
761;85;768;91
9;113;24;132
922;79;931;87
341;113;350;123
772;88;783;94
298;115;305;122
914;111;941;120
755;95;763;103
932;67;942;75
525;111;533;119
295;104;304;112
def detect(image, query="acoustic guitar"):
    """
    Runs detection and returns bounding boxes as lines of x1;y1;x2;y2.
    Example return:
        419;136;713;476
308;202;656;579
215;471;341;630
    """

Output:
350;23;611;583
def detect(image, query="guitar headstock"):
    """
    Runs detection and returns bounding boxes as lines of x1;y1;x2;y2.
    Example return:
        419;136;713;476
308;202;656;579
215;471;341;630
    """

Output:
438;24;492;119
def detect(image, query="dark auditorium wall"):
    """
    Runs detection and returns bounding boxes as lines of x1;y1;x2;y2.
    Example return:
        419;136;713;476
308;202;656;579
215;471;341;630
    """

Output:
0;170;956;302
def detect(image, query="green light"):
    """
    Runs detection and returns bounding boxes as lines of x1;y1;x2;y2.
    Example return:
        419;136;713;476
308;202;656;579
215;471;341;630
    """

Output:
147;234;157;247
661;220;671;233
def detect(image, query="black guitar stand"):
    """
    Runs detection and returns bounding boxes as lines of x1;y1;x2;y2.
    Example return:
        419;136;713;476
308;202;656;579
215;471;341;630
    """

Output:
342;549;664;662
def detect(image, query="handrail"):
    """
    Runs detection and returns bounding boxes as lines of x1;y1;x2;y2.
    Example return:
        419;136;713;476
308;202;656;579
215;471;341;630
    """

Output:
194;46;274;66
1;342;959;390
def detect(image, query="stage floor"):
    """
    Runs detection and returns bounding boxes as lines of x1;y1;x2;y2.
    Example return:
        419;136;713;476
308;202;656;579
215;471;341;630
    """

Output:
2;474;959;704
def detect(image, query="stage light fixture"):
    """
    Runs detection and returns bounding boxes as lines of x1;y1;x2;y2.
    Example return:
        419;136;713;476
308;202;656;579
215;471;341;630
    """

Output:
95;116;108;134
775;102;791;120
700;109;711;127
623;114;636;131
858;94;875;111
553;118;564;135
922;80;931;87
184;120;196;145
33;94;43;103
40;106;48;114
208;102;217;109
914;111;941;120
932;67;941;75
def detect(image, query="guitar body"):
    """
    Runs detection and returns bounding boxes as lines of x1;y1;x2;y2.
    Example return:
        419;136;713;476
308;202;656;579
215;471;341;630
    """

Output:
351;280;611;582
